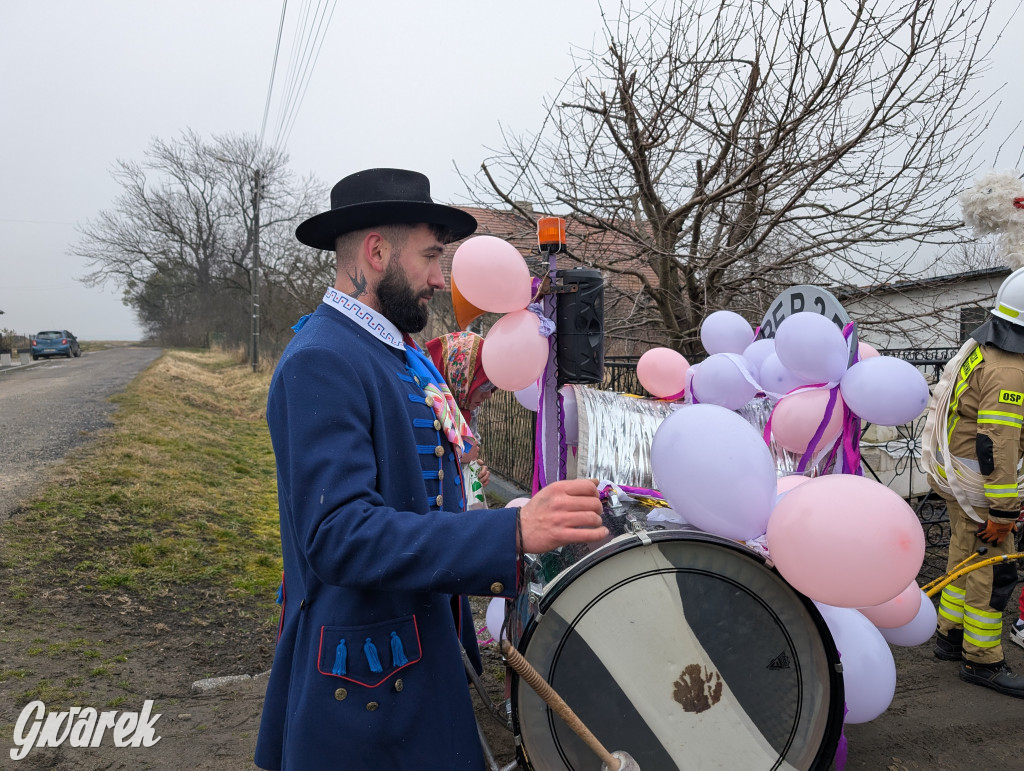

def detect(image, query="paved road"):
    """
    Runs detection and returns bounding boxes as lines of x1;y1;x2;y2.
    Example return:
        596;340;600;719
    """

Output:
0;346;162;518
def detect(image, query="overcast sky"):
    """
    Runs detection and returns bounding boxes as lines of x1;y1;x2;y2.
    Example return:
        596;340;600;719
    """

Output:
1;0;1021;341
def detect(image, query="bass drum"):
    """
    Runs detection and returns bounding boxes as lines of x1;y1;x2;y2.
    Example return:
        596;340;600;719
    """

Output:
511;529;844;770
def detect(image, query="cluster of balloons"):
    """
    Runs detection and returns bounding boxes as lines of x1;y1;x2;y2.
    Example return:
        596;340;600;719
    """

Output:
451;236;545;391
649;403;931;723
637;309;931;457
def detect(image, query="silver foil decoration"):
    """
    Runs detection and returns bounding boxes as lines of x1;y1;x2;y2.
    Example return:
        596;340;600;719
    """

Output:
571;390;821;487
572;386;677;487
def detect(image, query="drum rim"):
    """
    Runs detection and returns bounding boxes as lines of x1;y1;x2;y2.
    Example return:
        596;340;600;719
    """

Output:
511;531;846;771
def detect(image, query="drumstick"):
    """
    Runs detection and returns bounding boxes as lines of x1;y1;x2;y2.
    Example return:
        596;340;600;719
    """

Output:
501;640;639;771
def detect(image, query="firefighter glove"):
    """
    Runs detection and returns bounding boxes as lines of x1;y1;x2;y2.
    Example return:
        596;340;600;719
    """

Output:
977;517;1016;544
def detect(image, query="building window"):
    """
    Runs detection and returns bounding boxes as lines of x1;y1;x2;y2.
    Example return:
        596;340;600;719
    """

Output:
960;306;988;342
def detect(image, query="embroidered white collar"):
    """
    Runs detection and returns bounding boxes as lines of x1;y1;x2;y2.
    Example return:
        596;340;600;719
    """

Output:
322;288;406;350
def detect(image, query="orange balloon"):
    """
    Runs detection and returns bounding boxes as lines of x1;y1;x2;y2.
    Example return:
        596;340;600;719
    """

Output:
452;277;486;330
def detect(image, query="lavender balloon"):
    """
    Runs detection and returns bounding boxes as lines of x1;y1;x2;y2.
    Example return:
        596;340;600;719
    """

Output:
775;312;850;384
840;356;930;426
690;354;758;410
700;310;754;355
742;338;776;381
651;404;777;540
759;352;813;396
878;592;937;647
814;603;896;724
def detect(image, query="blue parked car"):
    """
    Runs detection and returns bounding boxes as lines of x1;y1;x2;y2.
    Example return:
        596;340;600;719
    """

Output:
31;330;81;360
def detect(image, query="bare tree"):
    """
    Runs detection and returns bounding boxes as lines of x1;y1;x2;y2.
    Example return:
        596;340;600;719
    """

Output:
73;130;326;350
471;0;1000;355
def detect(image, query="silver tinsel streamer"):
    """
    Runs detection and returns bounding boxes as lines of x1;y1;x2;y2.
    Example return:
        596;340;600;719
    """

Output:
572;386;677;487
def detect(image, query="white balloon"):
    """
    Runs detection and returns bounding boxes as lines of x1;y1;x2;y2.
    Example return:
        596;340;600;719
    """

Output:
485;597;507;643
559;386;579;445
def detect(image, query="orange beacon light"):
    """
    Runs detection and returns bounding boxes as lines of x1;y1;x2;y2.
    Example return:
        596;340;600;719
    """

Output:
537;216;567;254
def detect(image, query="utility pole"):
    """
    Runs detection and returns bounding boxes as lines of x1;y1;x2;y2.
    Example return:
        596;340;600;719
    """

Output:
251;169;262;372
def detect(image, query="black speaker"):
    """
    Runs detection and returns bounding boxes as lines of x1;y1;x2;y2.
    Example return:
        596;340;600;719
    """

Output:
555;267;604;385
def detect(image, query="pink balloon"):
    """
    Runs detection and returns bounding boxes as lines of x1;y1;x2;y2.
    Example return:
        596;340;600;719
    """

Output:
691;353;758;410
770;388;845;454
700;310;754;355
451;236;532;313
858;580;923;628
766;475;925;607
776;475;810;493
637;347;690;398
775;312;850;384
482;311;548;391
858;341;880;360
878;592;937;646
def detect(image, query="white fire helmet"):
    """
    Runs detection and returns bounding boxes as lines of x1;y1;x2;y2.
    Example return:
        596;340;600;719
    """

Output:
991;267;1024;326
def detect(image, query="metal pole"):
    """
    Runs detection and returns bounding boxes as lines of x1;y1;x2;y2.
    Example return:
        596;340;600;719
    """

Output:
252;169;262;372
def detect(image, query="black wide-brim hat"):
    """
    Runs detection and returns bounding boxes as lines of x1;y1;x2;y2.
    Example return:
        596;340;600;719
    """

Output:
295;168;478;250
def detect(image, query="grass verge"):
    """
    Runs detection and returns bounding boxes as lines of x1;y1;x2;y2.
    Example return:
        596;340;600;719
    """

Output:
0;349;283;720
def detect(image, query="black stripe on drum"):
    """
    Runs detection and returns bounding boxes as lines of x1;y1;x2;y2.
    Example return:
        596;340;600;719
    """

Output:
539;609;676;770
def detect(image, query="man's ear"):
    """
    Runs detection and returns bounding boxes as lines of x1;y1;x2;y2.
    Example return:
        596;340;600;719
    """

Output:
363;231;389;274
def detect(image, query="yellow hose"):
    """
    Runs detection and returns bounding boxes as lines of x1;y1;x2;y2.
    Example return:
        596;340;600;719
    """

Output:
925;552;1024;598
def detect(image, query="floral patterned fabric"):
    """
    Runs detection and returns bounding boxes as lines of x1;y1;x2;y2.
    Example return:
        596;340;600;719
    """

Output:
425;332;489;422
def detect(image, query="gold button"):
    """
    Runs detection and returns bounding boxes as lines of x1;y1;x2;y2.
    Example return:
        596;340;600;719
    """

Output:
414;376;421;385
334;688;347;701
490;582;504;594
437;469;444;481
366;702;379;711
434;446;444;457
394;679;404;692
425;396;433;406
435;495;443;506
433;419;441;430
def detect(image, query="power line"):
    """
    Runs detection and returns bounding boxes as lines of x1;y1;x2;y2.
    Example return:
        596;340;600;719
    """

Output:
273;0;337;151
259;0;291;148
274;0;315;146
279;0;338;150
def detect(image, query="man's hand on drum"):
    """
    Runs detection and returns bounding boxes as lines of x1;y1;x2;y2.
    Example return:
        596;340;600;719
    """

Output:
517;479;607;554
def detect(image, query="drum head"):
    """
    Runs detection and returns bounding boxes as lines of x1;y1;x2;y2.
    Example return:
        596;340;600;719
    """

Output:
512;531;843;770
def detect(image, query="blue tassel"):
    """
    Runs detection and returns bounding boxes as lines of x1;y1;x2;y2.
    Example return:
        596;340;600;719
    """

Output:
364;637;383;673
390;631;409;667
275;583;283;605
332;638;347;676
291;313;312;333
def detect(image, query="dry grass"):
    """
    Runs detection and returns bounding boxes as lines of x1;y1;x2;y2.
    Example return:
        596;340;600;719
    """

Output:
0;349;281;602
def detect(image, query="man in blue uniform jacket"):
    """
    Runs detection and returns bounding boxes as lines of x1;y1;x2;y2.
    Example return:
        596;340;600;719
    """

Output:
254;168;608;770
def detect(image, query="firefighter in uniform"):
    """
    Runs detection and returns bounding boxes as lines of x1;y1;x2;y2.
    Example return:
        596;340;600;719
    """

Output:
926;267;1024;697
